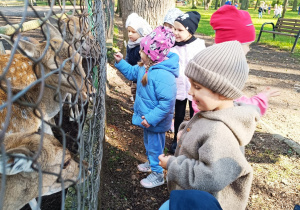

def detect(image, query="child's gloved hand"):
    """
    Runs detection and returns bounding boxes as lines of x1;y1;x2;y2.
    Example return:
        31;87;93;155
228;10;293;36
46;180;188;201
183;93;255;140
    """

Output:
113;52;123;63
141;116;150;128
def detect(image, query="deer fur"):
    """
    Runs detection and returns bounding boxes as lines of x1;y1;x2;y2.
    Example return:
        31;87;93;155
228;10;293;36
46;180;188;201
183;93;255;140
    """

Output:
43;19;97;121
0;132;89;210
47;15;100;59
0;28;90;134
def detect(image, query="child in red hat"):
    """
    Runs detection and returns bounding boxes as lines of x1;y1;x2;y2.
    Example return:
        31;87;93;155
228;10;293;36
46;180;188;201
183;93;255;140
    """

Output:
190;5;280;117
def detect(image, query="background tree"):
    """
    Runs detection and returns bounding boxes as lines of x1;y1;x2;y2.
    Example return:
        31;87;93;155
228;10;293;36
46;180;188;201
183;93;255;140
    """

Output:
204;0;212;9
116;0;122;17
240;0;249;10
215;0;219;9
119;0;175;54
192;0;197;8
221;0;226;6
281;0;288;17
254;0;260;10
292;0;298;11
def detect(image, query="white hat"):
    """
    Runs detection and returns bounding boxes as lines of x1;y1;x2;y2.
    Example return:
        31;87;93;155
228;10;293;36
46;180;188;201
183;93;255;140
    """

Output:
125;13;152;37
163;8;184;26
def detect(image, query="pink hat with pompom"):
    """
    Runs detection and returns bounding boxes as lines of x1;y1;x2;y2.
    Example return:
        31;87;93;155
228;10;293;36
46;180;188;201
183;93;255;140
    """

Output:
140;26;175;63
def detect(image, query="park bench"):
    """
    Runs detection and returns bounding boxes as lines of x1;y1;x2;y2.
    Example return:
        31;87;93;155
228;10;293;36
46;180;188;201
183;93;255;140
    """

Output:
257;18;300;53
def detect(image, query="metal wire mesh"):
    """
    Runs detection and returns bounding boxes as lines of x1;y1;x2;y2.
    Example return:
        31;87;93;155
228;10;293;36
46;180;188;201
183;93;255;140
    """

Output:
0;0;109;209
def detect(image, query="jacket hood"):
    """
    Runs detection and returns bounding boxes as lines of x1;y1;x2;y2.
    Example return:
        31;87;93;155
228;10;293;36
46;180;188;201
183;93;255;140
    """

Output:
200;102;260;146
150;52;179;78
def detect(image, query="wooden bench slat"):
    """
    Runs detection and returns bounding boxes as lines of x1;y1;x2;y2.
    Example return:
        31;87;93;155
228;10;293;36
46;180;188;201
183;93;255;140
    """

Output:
277;27;300;33
278;19;300;23
277;25;300;30
276;28;300;34
277;22;300;28
276;27;300;34
261;30;296;37
278;18;300;22
278;22;300;26
277;28;300;33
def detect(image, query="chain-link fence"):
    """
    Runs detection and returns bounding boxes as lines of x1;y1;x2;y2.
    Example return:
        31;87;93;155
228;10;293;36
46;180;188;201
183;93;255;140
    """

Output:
0;0;112;209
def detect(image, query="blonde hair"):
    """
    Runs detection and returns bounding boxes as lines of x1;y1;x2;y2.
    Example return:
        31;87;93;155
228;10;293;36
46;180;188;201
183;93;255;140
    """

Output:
138;57;154;86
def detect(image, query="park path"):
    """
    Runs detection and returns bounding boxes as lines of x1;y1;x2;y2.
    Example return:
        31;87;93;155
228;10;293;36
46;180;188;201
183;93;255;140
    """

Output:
196;33;300;153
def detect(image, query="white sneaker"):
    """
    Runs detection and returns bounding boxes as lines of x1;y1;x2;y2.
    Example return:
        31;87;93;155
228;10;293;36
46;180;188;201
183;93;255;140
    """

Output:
140;172;164;188
137;161;151;172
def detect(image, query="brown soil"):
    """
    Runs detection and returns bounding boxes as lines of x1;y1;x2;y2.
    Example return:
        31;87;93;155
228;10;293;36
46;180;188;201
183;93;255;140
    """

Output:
101;14;300;209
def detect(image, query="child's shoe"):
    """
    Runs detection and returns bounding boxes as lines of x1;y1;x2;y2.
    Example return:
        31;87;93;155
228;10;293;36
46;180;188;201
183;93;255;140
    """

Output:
137;161;151;172
140;172;164;188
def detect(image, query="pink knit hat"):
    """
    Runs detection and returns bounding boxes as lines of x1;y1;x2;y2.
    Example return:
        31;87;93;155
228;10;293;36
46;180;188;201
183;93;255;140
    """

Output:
210;5;256;44
140;26;175;63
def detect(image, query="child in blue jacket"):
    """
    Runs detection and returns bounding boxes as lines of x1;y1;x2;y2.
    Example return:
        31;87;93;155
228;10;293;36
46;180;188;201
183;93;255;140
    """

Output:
114;26;179;188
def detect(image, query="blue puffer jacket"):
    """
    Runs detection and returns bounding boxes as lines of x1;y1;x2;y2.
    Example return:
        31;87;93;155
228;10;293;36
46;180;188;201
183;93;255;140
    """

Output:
115;52;179;132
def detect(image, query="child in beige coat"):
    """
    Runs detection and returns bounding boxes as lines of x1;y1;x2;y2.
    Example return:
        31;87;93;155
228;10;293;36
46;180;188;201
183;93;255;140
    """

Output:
159;41;260;210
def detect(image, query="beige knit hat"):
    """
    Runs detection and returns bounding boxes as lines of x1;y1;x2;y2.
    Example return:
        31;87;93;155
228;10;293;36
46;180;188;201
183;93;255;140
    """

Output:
185;41;248;99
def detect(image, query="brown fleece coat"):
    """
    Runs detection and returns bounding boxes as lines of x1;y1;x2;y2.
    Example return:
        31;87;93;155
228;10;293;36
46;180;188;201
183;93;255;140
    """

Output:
166;103;260;210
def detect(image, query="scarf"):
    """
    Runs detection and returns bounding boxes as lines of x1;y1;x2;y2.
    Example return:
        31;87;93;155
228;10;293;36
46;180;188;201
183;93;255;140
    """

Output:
174;36;196;47
127;37;143;49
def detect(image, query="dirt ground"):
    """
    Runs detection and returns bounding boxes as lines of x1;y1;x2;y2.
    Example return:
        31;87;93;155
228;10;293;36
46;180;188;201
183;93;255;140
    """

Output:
101;14;300;210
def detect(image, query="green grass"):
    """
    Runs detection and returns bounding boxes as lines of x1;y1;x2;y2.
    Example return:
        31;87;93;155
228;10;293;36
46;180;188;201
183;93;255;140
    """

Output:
177;6;300;57
35;0;78;6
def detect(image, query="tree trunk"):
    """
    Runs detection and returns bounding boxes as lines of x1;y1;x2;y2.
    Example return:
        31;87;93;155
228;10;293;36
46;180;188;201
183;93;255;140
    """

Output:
119;0;175;55
192;0;197;8
220;0;226;6
215;0;219;9
281;0;288;18
103;0;115;47
254;0;260;10
240;0;249;10
119;0;122;17
204;0;211;10
116;0;121;15
292;0;298;11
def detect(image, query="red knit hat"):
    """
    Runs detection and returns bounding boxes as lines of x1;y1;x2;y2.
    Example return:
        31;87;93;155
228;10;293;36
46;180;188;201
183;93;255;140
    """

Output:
210;5;255;44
